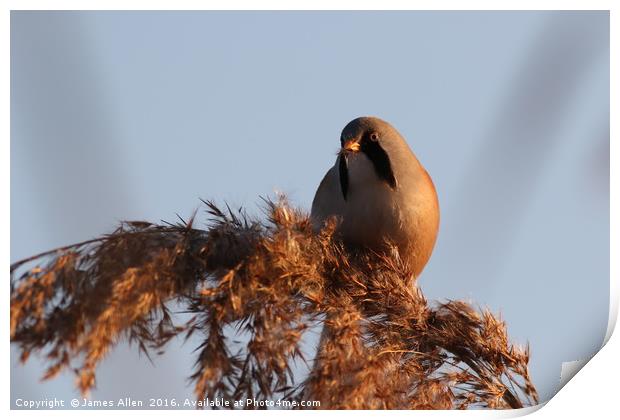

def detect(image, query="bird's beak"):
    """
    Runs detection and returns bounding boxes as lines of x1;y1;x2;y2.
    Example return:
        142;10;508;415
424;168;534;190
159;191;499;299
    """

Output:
342;138;360;153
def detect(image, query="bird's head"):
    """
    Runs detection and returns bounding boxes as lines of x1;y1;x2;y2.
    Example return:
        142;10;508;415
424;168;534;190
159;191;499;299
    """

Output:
338;116;404;199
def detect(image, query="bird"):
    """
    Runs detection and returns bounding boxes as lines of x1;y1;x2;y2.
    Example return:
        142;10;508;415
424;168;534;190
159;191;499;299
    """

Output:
311;116;440;278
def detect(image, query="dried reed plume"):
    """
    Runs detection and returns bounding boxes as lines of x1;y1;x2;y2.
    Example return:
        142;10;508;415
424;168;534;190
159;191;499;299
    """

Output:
10;197;538;409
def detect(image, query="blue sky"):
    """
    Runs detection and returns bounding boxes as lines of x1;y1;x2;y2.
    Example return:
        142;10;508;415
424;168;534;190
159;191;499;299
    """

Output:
11;11;609;405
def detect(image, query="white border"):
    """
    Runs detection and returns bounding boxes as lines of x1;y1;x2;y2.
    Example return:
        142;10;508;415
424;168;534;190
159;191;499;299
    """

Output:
0;1;616;11
3;1;616;419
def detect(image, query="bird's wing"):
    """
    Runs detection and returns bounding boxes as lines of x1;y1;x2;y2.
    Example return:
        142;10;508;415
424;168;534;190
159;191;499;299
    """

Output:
310;163;345;232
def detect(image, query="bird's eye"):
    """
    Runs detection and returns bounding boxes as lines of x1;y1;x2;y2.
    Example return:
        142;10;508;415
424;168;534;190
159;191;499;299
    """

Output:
370;132;380;142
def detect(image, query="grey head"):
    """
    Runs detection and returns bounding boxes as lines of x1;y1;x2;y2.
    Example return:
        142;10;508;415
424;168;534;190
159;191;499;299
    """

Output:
338;116;412;200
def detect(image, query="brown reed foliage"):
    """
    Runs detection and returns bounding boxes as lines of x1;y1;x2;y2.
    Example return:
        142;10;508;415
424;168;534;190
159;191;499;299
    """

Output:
10;197;538;409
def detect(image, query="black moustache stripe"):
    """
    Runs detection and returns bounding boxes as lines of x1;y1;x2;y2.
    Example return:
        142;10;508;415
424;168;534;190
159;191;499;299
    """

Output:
361;140;397;190
339;153;349;200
